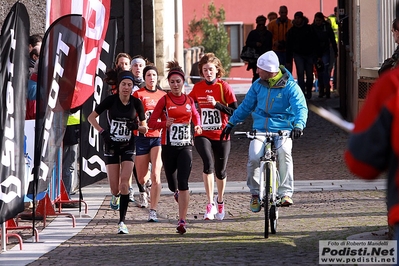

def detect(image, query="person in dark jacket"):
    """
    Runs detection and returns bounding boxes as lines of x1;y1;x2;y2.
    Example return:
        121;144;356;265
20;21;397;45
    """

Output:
312;12;338;98
379;18;399;76
245;15;273;83
286;11;318;99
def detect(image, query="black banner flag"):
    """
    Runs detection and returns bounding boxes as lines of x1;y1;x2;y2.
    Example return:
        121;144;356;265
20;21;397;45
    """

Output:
0;2;30;224
80;18;118;187
27;15;85;200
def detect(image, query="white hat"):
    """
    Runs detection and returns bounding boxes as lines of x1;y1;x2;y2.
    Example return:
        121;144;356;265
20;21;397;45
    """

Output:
257;51;280;72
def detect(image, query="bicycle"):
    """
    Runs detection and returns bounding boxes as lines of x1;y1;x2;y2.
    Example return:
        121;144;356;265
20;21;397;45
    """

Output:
234;130;290;238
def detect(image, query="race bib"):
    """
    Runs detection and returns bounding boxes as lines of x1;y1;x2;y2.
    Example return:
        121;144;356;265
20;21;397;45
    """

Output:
169;123;191;146
110;120;131;142
201;108;222;130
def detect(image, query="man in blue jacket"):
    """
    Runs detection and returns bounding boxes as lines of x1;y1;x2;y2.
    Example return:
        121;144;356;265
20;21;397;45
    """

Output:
221;51;308;211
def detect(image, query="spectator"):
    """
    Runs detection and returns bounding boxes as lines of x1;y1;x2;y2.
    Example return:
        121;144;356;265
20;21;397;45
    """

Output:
267;11;278;25
267;5;293;69
221;51;308;210
28;34;42;52
312;12;338;98
26;59;38;120
190;52;204;84
328;7;339;89
378;18;399;76
344;66;399;253
245;15;273;83
286;11;318;99
62;111;80;207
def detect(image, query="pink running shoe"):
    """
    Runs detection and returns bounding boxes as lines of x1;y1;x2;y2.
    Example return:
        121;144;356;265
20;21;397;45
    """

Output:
176;219;186;234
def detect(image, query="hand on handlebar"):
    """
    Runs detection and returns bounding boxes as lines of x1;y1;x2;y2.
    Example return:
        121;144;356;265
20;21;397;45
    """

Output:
290;127;303;139
220;122;234;140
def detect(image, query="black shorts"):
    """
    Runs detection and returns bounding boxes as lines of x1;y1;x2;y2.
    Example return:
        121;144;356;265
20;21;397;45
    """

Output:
104;141;135;165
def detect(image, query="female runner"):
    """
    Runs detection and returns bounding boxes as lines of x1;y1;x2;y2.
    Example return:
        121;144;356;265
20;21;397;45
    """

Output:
148;61;202;234
188;53;237;220
133;65;166;222
88;71;147;234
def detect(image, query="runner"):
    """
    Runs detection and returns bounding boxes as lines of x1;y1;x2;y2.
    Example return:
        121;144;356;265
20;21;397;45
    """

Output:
88;70;147;234
148;60;202;234
133;65;166;222
188;52;237;220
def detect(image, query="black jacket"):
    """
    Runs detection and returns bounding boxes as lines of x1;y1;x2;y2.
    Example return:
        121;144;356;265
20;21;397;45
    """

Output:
286;17;318;62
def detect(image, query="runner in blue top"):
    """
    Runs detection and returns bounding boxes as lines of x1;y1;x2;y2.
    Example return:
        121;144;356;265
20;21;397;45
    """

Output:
221;51;307;212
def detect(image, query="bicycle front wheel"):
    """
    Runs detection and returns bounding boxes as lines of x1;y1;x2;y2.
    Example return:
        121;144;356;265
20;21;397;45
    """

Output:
264;162;273;238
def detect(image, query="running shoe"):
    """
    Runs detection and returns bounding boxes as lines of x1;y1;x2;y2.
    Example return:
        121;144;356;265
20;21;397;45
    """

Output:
128;187;135;203
148;209;158;222
173;190;179;203
176;219;186;234
280;195;293;206
250;195;261;213
203;202;217;220
110;195;120;211
214;195;225;221
138;192;148;208
117;222;129;234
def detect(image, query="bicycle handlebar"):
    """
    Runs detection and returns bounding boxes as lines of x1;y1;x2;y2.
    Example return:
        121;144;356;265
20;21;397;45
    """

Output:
234;130;290;139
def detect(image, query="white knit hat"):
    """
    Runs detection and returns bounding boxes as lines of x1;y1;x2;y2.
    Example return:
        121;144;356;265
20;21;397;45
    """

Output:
257;51;280;72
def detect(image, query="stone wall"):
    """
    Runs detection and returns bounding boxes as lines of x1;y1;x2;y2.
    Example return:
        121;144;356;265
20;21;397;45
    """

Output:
0;0;46;36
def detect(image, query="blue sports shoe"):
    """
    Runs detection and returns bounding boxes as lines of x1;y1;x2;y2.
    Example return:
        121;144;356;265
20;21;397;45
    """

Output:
250;195;261;213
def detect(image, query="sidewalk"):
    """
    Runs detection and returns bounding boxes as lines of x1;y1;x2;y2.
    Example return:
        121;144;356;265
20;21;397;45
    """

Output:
0;179;387;266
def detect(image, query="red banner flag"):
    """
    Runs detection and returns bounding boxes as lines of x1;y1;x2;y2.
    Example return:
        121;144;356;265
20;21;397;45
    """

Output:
46;0;111;108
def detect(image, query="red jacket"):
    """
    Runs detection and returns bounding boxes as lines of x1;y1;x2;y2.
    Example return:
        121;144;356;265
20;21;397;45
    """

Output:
345;67;399;226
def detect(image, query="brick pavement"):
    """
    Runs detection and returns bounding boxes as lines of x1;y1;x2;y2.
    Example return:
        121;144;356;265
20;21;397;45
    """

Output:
1;91;389;265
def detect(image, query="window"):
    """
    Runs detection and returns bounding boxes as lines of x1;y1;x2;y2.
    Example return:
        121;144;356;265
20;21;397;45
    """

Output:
224;22;253;64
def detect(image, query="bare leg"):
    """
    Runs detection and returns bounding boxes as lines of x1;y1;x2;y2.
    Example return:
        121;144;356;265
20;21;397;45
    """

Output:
203;173;214;204
149;146;162;210
215;177;226;203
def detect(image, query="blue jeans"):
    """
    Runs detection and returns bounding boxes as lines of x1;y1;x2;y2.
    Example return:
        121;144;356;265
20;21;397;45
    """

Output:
247;135;294;197
293;53;314;98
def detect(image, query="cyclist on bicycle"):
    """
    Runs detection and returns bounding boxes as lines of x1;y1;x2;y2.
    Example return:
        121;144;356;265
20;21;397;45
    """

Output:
221;51;308;212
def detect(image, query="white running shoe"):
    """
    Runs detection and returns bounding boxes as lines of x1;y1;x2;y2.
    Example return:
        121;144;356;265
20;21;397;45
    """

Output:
148;209;158;222
214;195;225;220
128;187;135;203
138;192;148;208
117;222;129;234
203;202;217;220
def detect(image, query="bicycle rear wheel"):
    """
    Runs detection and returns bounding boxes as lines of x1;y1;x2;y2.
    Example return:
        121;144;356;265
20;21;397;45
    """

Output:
264;162;272;238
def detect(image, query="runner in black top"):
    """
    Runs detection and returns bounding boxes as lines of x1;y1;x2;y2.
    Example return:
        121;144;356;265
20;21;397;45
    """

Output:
88;70;147;234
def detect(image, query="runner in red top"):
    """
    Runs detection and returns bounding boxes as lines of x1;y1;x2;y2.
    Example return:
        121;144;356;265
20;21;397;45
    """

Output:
148;60;201;234
188;52;238;220
133;65;166;222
